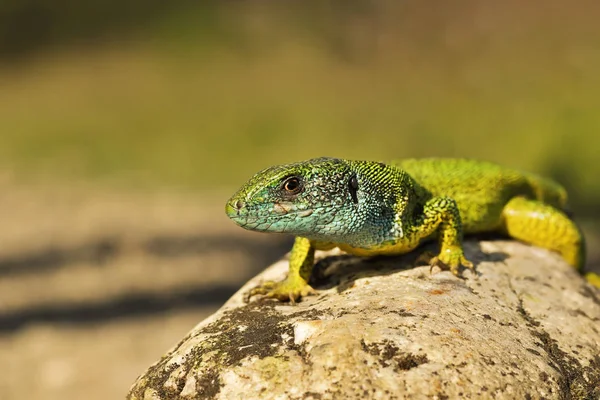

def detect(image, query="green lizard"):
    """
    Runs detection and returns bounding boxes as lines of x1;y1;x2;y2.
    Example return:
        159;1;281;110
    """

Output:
225;157;600;302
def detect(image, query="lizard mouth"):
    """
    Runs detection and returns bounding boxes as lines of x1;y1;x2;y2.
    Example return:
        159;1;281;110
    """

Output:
226;206;317;233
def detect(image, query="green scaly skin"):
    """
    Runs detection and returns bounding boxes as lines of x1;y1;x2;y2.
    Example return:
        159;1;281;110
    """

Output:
225;157;598;302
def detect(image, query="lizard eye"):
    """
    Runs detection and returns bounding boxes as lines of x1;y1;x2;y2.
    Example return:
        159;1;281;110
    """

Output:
281;176;303;195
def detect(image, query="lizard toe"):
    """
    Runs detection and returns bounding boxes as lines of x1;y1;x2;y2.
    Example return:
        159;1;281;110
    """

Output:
428;256;444;274
415;251;436;267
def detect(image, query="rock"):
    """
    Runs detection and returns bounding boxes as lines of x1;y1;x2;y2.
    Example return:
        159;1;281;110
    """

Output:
127;240;600;400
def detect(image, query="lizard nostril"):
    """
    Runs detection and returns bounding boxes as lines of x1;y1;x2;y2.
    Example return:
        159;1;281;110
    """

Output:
235;200;245;210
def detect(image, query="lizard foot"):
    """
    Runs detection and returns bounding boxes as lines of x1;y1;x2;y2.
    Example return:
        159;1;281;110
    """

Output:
244;277;316;304
417;247;474;277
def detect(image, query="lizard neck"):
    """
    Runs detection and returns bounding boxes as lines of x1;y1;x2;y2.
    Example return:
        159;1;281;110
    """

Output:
306;160;427;248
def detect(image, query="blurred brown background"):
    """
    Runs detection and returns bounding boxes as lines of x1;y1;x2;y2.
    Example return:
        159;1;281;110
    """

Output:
1;1;599;399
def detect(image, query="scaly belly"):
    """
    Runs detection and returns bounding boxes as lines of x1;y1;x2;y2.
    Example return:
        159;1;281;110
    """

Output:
336;237;422;257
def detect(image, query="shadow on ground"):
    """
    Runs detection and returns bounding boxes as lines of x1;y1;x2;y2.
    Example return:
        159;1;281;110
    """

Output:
0;233;293;334
0;283;237;333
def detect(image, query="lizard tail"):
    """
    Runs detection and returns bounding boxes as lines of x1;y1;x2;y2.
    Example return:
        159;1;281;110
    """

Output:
524;172;599;288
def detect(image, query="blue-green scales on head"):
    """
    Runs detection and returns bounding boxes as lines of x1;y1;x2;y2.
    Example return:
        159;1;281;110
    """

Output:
226;157;598;303
226;157;410;247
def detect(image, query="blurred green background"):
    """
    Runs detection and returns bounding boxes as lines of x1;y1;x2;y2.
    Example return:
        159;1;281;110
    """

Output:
1;2;600;399
1;0;599;213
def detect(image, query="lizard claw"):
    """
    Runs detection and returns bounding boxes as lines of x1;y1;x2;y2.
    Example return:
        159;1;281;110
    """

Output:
415;251;436;267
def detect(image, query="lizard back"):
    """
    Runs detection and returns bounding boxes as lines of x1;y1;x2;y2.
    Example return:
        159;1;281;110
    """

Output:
392;158;567;233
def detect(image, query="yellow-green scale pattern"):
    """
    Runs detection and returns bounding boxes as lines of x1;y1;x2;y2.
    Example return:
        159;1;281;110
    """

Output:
225;157;598;302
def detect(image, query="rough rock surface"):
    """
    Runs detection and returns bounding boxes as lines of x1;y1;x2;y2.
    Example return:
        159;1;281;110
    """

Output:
128;240;600;400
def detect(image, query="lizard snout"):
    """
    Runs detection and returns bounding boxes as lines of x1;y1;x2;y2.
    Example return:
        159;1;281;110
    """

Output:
225;199;246;217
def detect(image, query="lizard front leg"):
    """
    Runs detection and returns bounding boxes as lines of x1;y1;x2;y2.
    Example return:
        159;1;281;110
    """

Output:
245;237;334;303
413;196;474;276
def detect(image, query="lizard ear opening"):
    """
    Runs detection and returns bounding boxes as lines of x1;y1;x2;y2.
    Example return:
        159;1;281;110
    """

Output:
349;175;359;204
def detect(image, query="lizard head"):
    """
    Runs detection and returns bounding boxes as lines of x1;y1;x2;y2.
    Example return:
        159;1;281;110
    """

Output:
226;157;362;241
226;157;408;245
